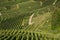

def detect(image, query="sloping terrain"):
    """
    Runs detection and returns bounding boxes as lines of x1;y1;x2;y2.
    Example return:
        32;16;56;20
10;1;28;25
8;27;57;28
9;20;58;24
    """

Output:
0;0;60;40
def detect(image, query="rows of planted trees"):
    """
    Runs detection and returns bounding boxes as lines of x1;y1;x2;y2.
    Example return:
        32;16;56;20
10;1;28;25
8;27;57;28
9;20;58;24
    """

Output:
0;0;60;40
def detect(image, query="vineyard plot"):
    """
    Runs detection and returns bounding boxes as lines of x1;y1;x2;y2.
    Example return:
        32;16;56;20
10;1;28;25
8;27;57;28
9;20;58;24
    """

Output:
0;0;60;40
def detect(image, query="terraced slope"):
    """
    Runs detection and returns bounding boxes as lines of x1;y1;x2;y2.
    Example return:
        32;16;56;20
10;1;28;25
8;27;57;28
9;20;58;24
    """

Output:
0;0;60;40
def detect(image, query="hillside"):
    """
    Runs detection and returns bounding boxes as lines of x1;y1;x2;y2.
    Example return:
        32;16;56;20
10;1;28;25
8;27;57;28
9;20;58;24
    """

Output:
0;0;60;40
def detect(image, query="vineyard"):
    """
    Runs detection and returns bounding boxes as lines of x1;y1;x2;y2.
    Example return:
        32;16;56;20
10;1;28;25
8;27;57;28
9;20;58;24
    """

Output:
0;0;60;40
0;29;60;40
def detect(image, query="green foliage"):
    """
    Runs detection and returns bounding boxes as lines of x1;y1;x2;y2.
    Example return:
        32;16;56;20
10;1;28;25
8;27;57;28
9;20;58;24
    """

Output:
0;0;60;40
0;29;60;40
51;8;60;33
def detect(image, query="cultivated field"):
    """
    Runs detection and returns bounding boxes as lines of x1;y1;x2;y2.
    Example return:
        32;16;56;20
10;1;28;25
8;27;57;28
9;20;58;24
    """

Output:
0;0;60;40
